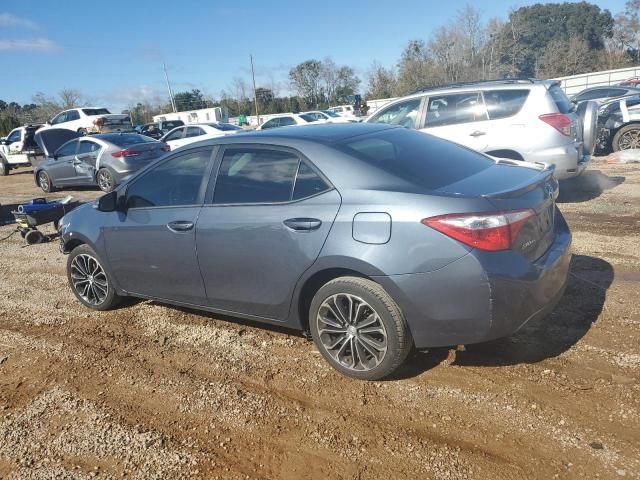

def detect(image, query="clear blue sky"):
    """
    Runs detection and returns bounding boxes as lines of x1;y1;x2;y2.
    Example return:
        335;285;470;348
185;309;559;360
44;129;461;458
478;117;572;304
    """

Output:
0;0;629;111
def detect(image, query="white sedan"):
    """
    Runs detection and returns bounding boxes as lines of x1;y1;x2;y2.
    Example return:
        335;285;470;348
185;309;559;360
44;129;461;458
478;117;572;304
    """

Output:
303;110;359;123
161;123;243;150
257;113;326;130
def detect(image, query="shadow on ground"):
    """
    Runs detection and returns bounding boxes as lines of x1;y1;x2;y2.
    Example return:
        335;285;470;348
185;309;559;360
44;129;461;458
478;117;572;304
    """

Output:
558;170;625;203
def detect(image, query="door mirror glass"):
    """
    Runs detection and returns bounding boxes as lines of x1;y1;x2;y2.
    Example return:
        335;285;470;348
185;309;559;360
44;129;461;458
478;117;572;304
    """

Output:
97;191;118;212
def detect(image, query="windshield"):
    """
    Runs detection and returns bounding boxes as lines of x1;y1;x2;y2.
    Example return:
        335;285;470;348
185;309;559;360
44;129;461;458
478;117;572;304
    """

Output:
299;114;316;123
100;133;156;147
82;108;111;116
337;128;493;190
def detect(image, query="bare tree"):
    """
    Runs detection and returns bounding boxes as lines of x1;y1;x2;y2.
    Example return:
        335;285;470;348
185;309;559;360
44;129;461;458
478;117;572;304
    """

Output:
59;88;86;110
367;62;397;99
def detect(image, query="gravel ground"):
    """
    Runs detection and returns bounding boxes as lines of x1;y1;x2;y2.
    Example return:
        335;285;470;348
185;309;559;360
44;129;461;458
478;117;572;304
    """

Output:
0;160;638;479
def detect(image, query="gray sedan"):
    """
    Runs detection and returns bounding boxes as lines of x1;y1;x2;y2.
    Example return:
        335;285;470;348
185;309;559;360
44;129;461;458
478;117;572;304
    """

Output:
34;131;168;193
58;123;571;380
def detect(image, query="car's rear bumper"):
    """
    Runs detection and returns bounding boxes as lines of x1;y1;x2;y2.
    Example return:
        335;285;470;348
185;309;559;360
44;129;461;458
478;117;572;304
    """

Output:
525;142;588;180
375;211;572;349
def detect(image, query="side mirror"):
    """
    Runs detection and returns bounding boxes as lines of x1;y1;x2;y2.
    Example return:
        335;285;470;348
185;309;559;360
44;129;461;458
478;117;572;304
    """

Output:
97;191;118;212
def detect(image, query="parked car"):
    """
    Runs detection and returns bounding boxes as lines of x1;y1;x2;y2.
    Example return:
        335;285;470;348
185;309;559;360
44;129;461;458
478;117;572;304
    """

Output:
34;130;168;193
303;110;358;123
595;94;640;152
139;120;185;139
366;79;598;180
618;78;640;87
257;113;325;130
58;123;571;380
0;124;45;175
161;122;243;150
38;107;132;134
570;85;640;104
329;105;355;117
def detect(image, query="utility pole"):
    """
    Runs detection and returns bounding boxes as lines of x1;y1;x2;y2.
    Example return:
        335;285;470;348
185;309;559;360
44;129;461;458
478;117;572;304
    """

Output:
163;63;177;113
250;54;260;125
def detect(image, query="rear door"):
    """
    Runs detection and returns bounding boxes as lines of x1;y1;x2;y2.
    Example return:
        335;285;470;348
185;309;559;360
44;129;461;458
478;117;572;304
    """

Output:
103;147;214;304
74;139;102;183
195;145;341;320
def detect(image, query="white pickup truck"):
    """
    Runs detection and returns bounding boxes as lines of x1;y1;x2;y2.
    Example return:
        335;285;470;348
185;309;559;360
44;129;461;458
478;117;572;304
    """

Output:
0;125;45;176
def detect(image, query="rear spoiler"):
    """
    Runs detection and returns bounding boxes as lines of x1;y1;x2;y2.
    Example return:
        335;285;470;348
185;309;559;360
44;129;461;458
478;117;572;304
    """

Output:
482;164;556;199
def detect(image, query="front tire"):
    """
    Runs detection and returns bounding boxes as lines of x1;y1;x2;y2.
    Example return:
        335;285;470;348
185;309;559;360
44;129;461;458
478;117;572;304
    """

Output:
612;124;640;152
67;244;122;311
0;160;9;176
96;168;115;192
37;170;55;193
309;276;412;380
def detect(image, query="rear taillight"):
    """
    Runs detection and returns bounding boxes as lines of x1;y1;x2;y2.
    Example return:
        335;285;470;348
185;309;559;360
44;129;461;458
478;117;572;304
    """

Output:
422;209;536;251
539;113;571;136
111;149;140;158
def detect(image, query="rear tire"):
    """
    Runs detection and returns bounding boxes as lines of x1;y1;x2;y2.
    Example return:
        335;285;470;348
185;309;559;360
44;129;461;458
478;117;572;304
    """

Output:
37;170;55;193
309;276;412;380
67;244;122;311
0;160;8;176
96;168;115;192
612;124;640;152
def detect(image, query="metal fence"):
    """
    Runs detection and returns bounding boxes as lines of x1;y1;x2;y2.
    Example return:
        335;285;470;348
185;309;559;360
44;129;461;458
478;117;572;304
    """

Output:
554;66;640;95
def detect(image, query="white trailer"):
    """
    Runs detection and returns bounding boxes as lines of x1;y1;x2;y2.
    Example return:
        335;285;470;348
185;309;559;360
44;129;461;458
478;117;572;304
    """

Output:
153;107;228;125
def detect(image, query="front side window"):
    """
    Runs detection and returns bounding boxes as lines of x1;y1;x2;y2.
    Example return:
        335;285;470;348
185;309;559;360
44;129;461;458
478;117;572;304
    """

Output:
66;110;80;121
51;112;67;125
279;117;297;126
56;140;79;157
261;119;279;129
6;130;21;143
483;89;530;120
127;148;212;208
213;148;300;204
369;98;421;129
425;92;487;127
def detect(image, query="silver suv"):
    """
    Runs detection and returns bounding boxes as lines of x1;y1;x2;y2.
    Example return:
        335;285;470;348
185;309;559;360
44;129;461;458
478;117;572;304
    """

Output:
366;79;597;180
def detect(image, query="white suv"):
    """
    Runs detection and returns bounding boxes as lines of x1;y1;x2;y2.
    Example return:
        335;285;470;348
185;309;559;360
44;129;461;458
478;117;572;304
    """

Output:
41;107;132;134
366;79;597;180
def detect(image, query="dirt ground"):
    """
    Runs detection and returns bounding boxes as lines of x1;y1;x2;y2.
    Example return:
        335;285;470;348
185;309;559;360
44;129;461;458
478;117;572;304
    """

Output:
0;160;638;480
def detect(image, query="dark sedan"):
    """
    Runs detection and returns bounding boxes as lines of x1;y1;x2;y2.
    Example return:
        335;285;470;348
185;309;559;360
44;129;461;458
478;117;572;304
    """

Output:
58;123;571;380
34;130;168;193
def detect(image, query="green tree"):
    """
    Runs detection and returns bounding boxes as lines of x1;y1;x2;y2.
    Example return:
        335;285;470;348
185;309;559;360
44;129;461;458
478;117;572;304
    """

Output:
173;89;208;112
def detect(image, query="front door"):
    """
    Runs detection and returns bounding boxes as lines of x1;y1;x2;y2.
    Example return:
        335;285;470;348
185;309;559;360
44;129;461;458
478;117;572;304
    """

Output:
74;139;102;183
103;147;214;304
49;139;80;184
196;146;340;320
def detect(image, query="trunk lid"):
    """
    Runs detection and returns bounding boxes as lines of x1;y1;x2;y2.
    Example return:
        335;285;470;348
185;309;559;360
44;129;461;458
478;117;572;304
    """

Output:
124;142;166;161
436;161;558;261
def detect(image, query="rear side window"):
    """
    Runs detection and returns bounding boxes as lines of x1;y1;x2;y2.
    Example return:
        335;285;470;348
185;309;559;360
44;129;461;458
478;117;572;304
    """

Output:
78;141;100;154
425;92;487;127
483;89;530;120
213;148;299;204
549;85;571;114
293;162;330;200
279;117;297;126
127;149;212;208
369;98;421;128
66;110;80;121
337;128;492;190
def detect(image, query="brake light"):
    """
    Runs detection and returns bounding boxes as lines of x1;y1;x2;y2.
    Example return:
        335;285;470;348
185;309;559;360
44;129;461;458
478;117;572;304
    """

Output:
539;113;571;136
111;149;140;158
422;209;535;251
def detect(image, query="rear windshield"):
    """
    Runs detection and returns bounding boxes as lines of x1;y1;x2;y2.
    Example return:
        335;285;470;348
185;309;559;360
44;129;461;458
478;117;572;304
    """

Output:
548;85;571;114
163;121;184;129
337;128;493;190
82;108;111;116
100;133;156;147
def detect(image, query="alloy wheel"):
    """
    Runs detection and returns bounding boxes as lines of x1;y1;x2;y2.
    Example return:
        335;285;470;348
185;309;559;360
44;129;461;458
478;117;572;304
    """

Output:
97;170;112;191
38;172;49;191
618;128;640;150
70;254;109;306
316;293;388;372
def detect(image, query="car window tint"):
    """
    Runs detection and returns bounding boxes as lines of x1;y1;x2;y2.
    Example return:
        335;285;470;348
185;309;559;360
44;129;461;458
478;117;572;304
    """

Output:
607;88;626;97
78;141;100;154
213;148;299;204
102;134;155;147
262;119;279;129
483;89;530;120
127;149;212;208
6;130;21;143
549;85;571;114
82;108;110;116
56;140;79;157
337;127;492;190
164;128;184;141
279;117;297;126
369;98;421;128
52;113;66;124
66;110;80;121
186;126;204;138
293;161;330;200
425;92;487;127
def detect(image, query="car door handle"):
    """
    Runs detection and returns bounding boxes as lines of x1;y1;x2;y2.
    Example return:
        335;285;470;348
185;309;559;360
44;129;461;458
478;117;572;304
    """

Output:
469;130;486;137
283;218;322;232
167;220;194;232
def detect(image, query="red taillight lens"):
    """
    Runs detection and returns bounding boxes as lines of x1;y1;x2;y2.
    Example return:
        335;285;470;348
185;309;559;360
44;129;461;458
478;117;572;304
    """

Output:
539;113;572;136
111;149;140;158
422;209;535;251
